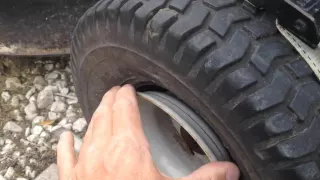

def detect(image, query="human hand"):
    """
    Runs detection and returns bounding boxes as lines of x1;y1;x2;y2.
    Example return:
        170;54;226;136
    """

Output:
57;85;240;180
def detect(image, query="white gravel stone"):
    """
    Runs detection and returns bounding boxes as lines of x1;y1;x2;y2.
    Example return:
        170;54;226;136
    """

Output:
1;143;15;155
1;91;11;102
37;89;54;109
34;84;44;91
12;151;21;159
25;166;36;179
44;64;54;71
67;98;78;105
20;139;29;146
34;164;58;180
37;138;45;145
31;126;43;135
33;76;47;86
0;175;5;180
40;131;50;139
60;87;69;95
58;118;68;126
63;124;72;130
45;72;59;81
60;73;67;80
3;121;23;133
72;118;87;133
32;116;45;124
29;95;36;103
5;77;21;90
48;112;61;121
27;134;38;143
26;147;33;153
16;178;28;180
10;96;19;107
51;144;57;151
25;87;36;100
25;113;38;121
5;139;12;144
54;96;65;102
50;101;67;113
38;146;48;153
0;137;4;146
18;155;27;168
24;102;37;116
29;158;37;165
25;127;30;137
12;110;23;121
44;86;59;93
4;167;15;179
55;80;67;88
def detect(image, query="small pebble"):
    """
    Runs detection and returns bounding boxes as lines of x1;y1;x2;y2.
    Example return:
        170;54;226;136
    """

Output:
0;138;4;146
48;112;61;121
1;91;11;102
32;116;45;124
4;167;15;179
3;121;23;133
50;101;67;113
31;126;43;135
37;89;54;109
44;63;54;71
20;139;30;146
33;76;47;86
25;127;30;137
10;96;20;107
18;155;27;168
27;134;38;143
25;87;36;100
0;175;5;180
5;77;21;90
72;118;87;133
12;151;21;159
40;131;50;139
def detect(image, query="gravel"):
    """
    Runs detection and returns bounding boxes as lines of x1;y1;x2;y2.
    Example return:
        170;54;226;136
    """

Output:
0;59;86;180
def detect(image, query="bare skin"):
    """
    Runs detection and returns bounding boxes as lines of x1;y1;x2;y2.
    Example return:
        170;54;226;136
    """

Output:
57;85;240;180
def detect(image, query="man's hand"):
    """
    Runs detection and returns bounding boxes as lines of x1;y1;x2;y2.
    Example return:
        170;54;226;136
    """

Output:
57;85;240;180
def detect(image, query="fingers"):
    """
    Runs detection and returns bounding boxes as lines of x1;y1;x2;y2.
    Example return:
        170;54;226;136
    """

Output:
182;162;240;180
57;131;76;180
112;85;147;142
90;86;120;142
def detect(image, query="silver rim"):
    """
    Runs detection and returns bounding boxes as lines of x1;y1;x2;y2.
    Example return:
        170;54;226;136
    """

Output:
138;92;229;178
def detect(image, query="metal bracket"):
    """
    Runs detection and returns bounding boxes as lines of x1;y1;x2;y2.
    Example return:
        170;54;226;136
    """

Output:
277;20;320;80
246;0;320;48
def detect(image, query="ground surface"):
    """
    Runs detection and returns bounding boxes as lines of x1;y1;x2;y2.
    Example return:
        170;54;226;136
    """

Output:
0;57;87;180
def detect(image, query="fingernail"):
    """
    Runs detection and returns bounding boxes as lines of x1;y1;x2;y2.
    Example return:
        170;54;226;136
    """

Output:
226;166;240;180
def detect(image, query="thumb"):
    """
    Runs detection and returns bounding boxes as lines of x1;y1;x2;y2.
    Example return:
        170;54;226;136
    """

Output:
182;162;240;180
57;131;77;180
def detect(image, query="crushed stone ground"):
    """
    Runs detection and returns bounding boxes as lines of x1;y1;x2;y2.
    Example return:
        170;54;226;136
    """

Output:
0;57;86;180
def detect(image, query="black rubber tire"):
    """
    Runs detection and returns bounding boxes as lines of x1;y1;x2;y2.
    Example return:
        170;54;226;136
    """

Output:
70;0;320;179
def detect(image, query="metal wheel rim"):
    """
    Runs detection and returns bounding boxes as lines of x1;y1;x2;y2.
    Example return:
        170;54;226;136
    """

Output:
138;91;230;178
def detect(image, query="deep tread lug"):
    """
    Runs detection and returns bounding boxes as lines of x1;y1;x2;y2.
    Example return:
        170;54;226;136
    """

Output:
285;58;314;78
169;0;192;12
148;9;179;43
233;70;292;119
215;67;257;102
177;30;216;70
251;41;292;74
289;82;320;120
203;0;236;10
166;3;209;54
209;7;251;37
198;30;250;86
107;0;129;21
244;15;278;39
120;0;143;26
134;0;167;34
260;116;320;160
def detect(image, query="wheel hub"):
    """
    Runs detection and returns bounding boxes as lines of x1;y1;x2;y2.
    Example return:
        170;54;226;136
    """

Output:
138;92;229;178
